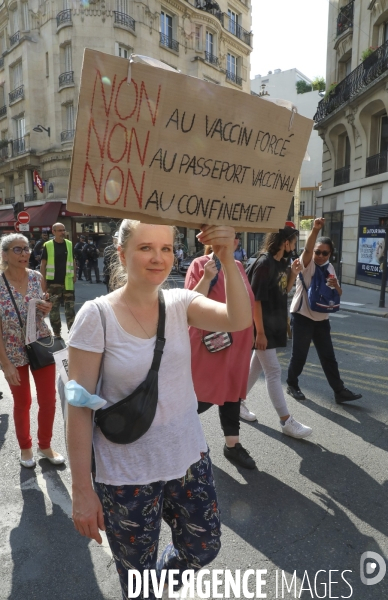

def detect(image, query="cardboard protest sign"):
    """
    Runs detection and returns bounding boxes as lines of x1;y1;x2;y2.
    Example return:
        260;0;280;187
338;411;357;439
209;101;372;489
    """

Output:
67;49;313;232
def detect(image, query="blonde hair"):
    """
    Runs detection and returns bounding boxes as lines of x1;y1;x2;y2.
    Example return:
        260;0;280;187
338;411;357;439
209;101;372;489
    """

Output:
0;233;29;272
109;220;176;290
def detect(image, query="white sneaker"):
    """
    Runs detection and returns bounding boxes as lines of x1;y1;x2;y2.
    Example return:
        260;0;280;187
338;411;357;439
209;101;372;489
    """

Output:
239;400;257;422
281;415;312;439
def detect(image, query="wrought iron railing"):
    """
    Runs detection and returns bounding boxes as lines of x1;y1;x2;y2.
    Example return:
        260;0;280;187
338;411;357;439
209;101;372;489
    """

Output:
0;57;4;69
59;71;74;88
10;31;20;47
334;165;350;186
114;11;135;31
24;193;37;202
366;151;388;177
226;70;242;86
159;33;179;52
195;1;223;24
0;145;8;159
9;85;24;104
314;40;388;123
12;138;25;155
337;0;354;37
0;105;6;118
56;9;72;28
204;51;219;66
5;197;15;204
223;14;252;46
61;129;75;142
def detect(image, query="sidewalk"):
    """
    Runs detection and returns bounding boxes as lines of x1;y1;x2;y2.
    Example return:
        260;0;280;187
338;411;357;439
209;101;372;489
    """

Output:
341;282;388;318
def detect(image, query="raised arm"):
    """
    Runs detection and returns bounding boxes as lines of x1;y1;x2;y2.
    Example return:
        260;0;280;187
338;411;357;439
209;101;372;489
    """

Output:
67;347;105;544
301;218;325;268
187;226;252;332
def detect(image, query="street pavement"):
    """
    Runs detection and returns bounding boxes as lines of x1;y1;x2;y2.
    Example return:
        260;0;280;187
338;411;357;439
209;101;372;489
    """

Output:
0;272;387;599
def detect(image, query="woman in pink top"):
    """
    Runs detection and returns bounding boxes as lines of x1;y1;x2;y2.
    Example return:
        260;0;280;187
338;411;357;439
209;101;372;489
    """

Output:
185;235;255;469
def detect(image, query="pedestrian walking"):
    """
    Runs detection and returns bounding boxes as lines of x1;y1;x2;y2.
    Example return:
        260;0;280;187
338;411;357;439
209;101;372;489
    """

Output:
0;233;65;468
82;237;101;283
74;234;87;280
102;232;118;293
286;218;362;404
28;240;38;270
175;245;184;271
66;221;251;600
241;226;312;439
185;235;256;469
233;239;247;262
33;231;49;267
40;222;76;338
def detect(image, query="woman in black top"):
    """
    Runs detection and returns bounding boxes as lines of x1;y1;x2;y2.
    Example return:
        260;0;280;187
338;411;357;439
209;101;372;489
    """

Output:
242;227;312;439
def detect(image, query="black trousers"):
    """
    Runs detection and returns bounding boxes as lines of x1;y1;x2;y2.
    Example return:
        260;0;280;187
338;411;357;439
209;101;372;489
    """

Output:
287;313;344;393
198;400;240;437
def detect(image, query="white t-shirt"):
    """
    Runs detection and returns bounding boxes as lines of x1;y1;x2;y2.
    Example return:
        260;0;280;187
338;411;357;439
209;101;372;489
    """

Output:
290;257;336;322
68;288;207;485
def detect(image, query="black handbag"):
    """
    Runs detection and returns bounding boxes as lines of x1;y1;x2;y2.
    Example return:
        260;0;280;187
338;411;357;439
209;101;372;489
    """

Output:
94;290;166;445
2;273;66;371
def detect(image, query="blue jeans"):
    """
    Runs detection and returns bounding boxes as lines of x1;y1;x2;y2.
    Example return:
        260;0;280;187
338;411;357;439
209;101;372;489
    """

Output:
93;450;221;600
287;313;344;393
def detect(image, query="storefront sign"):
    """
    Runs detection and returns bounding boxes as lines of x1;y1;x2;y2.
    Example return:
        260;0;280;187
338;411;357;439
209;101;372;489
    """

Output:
67;50;312;232
357;225;386;281
33;170;44;193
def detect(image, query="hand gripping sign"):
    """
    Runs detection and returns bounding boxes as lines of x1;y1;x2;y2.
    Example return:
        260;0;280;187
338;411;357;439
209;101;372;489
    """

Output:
67;50;313;232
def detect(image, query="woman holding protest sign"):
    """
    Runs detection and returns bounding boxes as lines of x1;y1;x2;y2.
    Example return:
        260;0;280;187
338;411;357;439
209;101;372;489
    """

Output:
66;220;251;600
185;234;256;470
286;218;362;404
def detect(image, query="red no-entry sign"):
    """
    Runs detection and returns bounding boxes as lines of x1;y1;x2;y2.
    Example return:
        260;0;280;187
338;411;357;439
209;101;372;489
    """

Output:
18;211;30;224
15;222;21;232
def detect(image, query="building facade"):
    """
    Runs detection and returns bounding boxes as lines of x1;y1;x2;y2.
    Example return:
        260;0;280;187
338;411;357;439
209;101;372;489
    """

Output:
251;68;323;250
315;0;388;289
0;0;253;249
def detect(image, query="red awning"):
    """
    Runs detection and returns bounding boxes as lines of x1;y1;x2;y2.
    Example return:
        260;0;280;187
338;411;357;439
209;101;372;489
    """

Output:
60;204;83;217
0;203;62;228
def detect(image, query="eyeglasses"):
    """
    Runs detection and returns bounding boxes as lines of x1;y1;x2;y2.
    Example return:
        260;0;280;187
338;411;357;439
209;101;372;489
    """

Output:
10;246;31;255
314;250;330;257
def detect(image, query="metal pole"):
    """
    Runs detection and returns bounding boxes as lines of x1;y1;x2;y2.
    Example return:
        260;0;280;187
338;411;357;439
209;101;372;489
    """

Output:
378;226;388;308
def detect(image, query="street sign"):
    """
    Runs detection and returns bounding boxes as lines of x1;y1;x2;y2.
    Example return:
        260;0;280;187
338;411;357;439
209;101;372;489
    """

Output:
19;223;30;231
18;211;30;224
14;222;20;232
33;170;44;193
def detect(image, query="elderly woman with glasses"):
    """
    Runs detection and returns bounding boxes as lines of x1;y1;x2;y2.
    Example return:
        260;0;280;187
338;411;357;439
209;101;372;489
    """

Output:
286;218;362;404
0;233;65;468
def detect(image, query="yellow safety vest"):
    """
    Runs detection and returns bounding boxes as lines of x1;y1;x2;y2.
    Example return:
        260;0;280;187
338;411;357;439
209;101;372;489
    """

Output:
44;239;74;290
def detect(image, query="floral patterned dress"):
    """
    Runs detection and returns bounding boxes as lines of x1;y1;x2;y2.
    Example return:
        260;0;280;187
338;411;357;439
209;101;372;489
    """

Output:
0;270;51;368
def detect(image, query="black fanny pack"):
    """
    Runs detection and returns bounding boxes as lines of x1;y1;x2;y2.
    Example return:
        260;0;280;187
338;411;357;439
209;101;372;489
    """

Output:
94;291;166;445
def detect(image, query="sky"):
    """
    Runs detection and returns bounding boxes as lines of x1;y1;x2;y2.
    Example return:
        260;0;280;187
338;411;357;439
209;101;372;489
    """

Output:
250;0;329;82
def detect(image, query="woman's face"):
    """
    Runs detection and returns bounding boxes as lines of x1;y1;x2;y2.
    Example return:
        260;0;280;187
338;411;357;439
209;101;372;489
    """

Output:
313;242;332;266
3;238;30;269
120;224;175;286
375;239;385;262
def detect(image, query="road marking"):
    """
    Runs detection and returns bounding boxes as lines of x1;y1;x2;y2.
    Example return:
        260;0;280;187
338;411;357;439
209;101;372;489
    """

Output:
330;313;349;318
331;332;388;345
19;471;112;557
341;301;365;306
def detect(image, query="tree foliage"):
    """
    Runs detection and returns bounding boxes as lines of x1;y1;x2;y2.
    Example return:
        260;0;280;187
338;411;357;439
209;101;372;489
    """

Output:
296;80;312;94
311;77;326;91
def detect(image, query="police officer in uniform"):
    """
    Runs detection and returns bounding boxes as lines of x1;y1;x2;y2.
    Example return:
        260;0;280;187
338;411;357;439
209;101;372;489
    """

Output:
40;223;77;338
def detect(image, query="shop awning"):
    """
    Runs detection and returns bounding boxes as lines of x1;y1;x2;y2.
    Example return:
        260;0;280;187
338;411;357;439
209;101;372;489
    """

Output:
0;203;62;228
60;204;83;217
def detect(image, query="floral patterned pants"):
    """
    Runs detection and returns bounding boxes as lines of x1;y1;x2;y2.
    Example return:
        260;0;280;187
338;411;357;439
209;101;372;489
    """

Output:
93;450;221;600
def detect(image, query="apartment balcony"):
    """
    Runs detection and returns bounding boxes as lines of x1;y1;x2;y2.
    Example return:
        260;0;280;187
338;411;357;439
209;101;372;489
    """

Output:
12;137;26;155
334;165;350;186
194;0;223;24
226;70;242;86
114;11;135;32
57;9;72;29
0;105;6;119
5;197;15;204
25;193;37;202
9;85;24;104
10;31;20;47
222;13;252;47
61;129;75;143
59;71;74;89
314;40;388;123
159;33;179;52
337;0;354;37
366;151;388;177
204;51;219;67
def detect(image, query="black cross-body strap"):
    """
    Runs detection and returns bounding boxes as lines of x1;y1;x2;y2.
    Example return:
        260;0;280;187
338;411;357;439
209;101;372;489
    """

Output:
2;273;25;332
95;289;166;374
